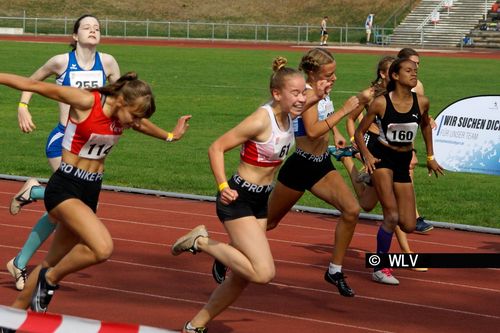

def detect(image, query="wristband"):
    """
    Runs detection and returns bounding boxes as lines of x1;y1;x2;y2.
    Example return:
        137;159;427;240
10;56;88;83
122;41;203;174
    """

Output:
324;119;332;129
18;102;29;108
218;181;229;192
165;132;174;142
350;136;355;142
426;155;435;161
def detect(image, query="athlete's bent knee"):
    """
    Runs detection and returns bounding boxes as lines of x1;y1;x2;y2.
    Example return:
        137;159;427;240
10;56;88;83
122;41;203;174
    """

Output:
343;203;361;223
383;212;399;231
252;264;275;284
94;242;114;262
399;223;415;234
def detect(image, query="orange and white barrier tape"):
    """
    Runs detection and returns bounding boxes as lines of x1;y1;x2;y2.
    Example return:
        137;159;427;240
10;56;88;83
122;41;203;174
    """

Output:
0;306;177;333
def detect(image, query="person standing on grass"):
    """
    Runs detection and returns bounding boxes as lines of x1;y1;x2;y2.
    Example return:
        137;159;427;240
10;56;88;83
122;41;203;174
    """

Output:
320;16;329;46
354;58;443;285
6;14;176;292
0;71;191;319
365;14;374;44
171;56;306;333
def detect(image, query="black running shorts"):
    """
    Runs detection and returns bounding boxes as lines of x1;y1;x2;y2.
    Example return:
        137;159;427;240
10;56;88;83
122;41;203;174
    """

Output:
44;163;103;213
216;174;273;223
369;139;412;183
277;149;335;192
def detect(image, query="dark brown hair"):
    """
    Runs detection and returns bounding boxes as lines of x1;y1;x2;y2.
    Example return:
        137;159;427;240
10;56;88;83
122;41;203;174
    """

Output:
397;47;419;59
386;58;415;92
371;56;396;97
70;14;100;50
92;72;156;119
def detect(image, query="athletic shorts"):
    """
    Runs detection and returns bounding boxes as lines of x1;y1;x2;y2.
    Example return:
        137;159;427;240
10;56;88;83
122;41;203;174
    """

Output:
277;148;335;192
45;123;66;159
216;174;273;223
369;139;412;183
321;29;328;36
44;162;103;213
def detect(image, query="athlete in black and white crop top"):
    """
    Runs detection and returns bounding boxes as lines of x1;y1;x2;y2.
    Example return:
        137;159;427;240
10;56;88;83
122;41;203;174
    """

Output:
376;92;421;147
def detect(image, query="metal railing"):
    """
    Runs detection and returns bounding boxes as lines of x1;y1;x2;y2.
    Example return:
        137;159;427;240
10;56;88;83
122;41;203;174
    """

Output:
0;15;394;45
416;0;449;31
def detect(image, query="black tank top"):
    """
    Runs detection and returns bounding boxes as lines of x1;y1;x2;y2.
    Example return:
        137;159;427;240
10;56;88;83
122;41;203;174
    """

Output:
377;92;421;147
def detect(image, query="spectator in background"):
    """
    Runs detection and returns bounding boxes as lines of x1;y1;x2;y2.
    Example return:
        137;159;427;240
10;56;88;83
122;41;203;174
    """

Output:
365;14;374;44
492;1;500;13
320;16;329;46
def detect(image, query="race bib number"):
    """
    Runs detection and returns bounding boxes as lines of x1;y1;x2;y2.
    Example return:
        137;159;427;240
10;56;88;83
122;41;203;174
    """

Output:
387;122;419;143
69;70;104;89
317;98;334;121
79;133;120;159
271;136;294;161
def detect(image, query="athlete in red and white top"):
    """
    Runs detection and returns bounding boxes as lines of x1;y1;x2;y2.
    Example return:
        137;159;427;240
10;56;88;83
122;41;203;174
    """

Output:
62;91;123;159
240;103;295;167
171;56;306;333
0;71;191;314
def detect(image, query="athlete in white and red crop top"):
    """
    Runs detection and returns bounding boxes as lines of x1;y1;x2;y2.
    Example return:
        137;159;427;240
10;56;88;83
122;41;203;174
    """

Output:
240;104;294;167
62;91;123;160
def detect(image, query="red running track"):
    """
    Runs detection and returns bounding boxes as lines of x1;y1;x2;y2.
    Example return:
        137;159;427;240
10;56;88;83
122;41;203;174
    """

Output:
0;179;499;332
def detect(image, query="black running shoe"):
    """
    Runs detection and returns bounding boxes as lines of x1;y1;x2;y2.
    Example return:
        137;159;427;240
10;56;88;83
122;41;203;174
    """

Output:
324;270;355;297
212;259;227;284
415;216;433;233
30;267;59;313
1;327;16;333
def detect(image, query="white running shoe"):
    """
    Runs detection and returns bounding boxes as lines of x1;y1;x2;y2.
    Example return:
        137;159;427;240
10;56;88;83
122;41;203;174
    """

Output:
10;178;40;215
372;268;400;285
182;322;207;333
6;258;27;291
171;225;208;256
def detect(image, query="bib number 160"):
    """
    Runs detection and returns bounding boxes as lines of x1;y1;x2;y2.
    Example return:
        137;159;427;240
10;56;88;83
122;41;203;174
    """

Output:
390;130;414;142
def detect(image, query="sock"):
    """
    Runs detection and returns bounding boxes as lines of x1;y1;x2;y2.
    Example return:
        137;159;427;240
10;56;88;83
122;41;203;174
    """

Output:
375;226;393;271
328;262;342;275
30;185;45;200
14;212;56;269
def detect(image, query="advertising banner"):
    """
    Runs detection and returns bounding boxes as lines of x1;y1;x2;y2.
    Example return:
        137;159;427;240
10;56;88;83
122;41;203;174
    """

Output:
433;95;500;175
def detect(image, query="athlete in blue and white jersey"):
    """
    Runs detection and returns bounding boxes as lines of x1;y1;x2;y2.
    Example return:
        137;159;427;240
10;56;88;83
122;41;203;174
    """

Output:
17;15;120;170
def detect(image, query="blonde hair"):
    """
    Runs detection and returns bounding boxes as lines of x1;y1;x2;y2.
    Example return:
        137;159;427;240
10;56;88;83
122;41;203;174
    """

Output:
269;56;301;93
299;48;335;77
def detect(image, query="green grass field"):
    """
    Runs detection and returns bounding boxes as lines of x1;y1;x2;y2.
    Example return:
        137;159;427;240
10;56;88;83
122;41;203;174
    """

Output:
0;40;498;228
